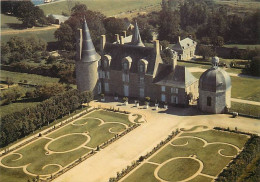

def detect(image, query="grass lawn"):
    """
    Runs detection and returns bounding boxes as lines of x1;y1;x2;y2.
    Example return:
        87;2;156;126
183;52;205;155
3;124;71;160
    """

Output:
123;163;159;182
1;14;22;30
230;102;260;117
224;44;260;50
1;28;57;43
231;76;260;102
0;102;40;117
123;129;248;181
0;70;60;85
0;110;136;181
158;158;200;181
39;0;161;16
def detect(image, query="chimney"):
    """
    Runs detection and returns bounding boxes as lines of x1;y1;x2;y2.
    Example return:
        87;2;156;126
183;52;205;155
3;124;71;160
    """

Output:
122;31;127;38
154;40;160;55
100;35;106;53
76;28;82;61
115;34;120;43
120;36;124;45
178;36;181;43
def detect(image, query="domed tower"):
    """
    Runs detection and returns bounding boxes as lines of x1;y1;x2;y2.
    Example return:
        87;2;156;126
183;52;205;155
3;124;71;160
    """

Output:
198;56;231;114
76;18;100;94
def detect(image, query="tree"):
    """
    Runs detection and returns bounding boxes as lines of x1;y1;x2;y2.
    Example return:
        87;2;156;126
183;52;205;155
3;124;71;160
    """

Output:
248;56;260;76
34;83;66;100
15;1;45;27
212;36;224;47
197;45;215;60
54;3;106;50
103;17;125;42
158;8;180;42
54;23;74;50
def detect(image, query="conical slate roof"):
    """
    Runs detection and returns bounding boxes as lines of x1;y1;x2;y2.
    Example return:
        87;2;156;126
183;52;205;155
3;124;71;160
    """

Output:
81;18;100;62
131;21;145;47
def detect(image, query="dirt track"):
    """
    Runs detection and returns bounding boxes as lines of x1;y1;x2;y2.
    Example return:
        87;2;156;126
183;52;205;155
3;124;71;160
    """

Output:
1;25;60;35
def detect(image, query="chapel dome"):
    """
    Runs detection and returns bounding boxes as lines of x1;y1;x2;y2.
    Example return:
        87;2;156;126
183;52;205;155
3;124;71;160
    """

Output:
199;57;231;92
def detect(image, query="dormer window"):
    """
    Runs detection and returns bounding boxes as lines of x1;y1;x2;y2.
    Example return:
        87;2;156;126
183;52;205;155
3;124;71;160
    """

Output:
122;56;132;71
139;59;148;74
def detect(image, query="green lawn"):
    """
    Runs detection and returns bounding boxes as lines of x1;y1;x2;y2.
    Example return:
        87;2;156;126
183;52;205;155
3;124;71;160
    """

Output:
0;70;60;85
158;158;200;181
1;28;57;43
39;0;161;16
0;102;40;117
0;110;137;181
123;129;248;181
1;14;22;30
224;44;260;50
230;102;260;117
231;76;260;102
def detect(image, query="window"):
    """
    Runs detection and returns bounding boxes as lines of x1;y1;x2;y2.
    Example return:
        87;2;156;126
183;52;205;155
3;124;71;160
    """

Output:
103;60;107;67
106;71;110;79
105;82;109;92
207;97;211;106
98;70;102;78
122;73;129;82
171;87;178;94
139;64;144;73
102;71;105;79
161;94;166;102
161;86;166;92
98;82;102;94
140;77;144;85
140;88;144;98
123;62;128;70
98;60;101;67
124;85;129;96
171;96;178;104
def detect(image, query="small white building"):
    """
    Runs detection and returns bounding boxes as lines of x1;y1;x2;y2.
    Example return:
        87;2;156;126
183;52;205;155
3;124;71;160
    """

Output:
172;37;197;61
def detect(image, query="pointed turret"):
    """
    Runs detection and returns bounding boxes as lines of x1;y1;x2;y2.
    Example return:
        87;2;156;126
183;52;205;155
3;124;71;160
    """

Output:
81;18;101;62
131;21;145;47
76;18;100;94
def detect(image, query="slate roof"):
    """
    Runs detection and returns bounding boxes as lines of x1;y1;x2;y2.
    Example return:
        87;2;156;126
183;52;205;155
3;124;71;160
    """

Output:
104;43;158;75
81;18;100;62
154;65;198;88
131;22;145;47
199;67;231;92
172;37;196;51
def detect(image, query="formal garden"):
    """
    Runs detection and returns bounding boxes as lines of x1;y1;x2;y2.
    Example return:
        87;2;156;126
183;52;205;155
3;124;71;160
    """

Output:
118;126;249;182
0;109;144;182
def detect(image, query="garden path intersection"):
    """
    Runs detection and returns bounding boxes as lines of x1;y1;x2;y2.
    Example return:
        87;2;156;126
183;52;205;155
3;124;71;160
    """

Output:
53;99;260;182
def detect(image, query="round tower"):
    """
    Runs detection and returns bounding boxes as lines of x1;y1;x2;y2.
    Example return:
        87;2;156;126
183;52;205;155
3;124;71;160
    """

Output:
76;18;100;94
198;56;231;114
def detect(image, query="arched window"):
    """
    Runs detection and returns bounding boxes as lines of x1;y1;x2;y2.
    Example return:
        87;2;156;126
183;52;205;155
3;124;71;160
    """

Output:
207;97;211;106
103;60;107;67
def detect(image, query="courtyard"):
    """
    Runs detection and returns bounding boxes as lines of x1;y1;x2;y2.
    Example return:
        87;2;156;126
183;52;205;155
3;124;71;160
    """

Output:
0;109;144;182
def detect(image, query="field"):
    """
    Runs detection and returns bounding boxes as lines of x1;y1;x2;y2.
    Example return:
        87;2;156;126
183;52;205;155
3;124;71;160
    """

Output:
122;127;249;182
1;27;57;43
39;0;161;16
224;44;260;50
230;102;260;117
0;70;60;85
0;110;142;182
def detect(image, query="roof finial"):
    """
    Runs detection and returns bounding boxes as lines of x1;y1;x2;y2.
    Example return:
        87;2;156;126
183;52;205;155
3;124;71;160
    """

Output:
212;56;219;68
